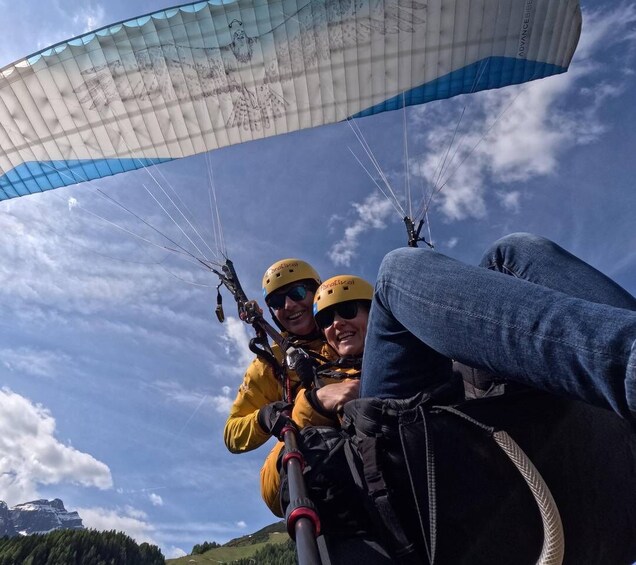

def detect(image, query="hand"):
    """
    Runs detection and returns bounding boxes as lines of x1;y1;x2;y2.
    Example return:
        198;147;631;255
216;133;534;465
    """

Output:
257;401;294;439
315;380;360;414
240;300;263;322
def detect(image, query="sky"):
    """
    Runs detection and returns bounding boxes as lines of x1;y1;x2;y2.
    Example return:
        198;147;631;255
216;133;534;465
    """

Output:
0;0;635;559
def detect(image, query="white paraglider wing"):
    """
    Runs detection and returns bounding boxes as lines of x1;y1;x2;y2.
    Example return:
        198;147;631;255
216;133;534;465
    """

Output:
0;0;581;199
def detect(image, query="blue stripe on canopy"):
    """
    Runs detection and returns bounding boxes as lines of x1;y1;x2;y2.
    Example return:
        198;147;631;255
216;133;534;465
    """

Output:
352;57;567;118
0;159;172;200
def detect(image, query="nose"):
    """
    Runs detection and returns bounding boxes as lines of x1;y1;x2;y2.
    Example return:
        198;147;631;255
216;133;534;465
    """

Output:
332;313;346;326
284;294;296;309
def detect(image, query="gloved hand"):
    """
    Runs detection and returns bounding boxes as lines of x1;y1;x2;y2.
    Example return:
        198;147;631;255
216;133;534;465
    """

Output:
239;300;263;323
257;401;294;439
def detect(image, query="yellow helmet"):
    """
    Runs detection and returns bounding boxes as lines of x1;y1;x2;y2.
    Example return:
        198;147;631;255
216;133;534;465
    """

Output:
313;275;374;317
262;258;321;300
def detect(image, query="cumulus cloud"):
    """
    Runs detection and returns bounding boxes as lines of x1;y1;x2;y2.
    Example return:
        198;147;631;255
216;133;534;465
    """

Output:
77;505;158;546
0;388;112;505
328;193;394;266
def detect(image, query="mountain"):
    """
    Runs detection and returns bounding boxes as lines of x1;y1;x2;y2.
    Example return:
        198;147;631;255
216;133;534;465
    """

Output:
0;502;16;537
0;498;84;536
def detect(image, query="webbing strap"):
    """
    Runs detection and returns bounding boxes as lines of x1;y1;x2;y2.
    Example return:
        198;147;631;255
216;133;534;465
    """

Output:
352;436;421;565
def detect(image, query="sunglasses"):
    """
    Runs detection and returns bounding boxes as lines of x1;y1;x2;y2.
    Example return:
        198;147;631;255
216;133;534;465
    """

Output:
315;301;359;330
267;284;309;310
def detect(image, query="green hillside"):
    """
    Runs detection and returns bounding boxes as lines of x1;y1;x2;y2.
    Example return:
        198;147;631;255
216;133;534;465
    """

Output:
167;521;295;564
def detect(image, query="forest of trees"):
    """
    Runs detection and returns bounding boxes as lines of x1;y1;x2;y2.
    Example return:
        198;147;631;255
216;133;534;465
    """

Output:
0;529;164;564
191;540;220;554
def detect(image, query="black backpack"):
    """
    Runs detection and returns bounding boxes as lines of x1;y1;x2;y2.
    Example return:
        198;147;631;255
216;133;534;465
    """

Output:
281;389;636;564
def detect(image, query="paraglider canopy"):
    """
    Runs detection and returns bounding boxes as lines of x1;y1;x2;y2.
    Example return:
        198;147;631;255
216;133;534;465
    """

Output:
0;0;581;200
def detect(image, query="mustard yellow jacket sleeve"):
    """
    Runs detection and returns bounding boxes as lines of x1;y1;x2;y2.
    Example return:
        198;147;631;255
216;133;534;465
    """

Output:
223;355;283;454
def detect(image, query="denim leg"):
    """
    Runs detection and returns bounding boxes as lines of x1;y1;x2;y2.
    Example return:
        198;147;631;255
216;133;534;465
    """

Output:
480;233;636;309
360;247;636;422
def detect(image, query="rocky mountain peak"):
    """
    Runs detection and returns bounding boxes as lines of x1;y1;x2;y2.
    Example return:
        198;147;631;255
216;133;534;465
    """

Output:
1;498;84;536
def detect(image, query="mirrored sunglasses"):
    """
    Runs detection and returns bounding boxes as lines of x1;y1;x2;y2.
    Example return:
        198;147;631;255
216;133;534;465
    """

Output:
315;301;359;330
267;284;308;310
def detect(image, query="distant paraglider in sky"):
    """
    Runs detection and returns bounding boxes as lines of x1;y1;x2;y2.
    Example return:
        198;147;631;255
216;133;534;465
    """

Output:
0;0;581;203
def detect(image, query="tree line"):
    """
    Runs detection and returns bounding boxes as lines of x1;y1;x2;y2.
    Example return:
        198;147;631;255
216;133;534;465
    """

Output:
0;529;164;564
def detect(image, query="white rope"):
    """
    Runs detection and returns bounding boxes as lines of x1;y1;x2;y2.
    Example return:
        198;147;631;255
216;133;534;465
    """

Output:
493;430;565;565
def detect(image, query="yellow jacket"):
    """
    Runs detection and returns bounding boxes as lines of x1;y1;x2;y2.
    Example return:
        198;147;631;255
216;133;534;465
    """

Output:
260;366;361;517
223;334;335;454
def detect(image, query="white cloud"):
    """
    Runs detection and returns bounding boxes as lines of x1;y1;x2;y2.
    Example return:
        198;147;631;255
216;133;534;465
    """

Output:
0;347;73;379
149;493;164;507
164;546;187;559
498;191;522;213
211;394;234;415
72;5;105;33
445;237;459;250
576;4;636;61
413;74;582;221
328;193;394;266
220;317;253;371
0;388;112;505
123;505;148;520
78;505;157;546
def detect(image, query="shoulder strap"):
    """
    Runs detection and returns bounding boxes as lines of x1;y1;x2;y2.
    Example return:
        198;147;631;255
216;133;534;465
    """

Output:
343;436;423;565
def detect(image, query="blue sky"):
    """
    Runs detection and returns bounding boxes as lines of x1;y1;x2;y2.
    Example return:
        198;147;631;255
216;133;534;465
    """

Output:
0;0;635;559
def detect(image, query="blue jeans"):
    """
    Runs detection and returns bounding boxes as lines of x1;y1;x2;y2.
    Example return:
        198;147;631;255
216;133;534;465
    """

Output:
360;233;636;422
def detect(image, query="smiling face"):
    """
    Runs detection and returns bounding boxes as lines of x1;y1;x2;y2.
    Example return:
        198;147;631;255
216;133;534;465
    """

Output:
323;302;369;357
270;283;317;336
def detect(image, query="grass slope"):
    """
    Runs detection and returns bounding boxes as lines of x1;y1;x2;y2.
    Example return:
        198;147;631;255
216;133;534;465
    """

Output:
167;522;290;564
